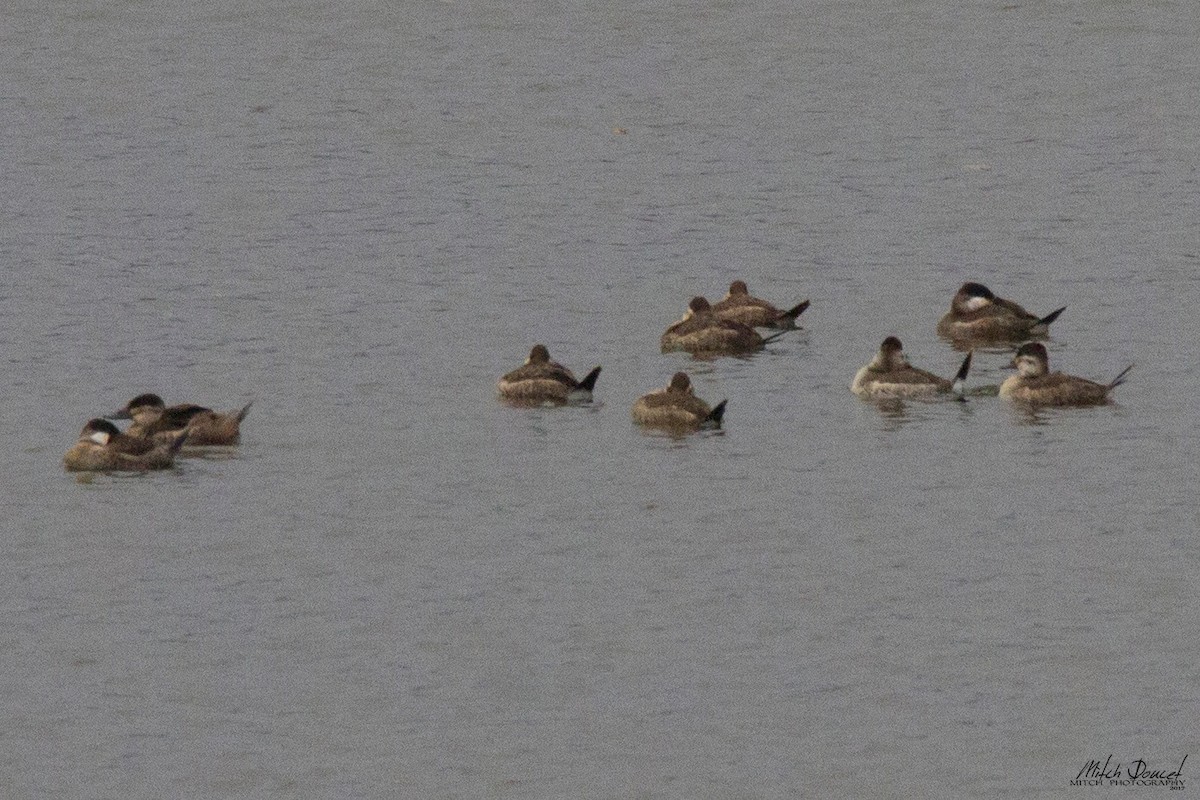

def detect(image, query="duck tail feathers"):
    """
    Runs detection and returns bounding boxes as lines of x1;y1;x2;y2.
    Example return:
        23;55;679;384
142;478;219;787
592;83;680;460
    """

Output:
706;400;728;427
777;300;810;327
577;367;602;392
954;350;973;382
1037;306;1066;327
952;350;973;397
1108;364;1134;390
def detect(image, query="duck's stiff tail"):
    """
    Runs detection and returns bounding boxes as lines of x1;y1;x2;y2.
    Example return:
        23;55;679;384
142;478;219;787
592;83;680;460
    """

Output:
775;300;811;328
761;329;792;346
952;350;973;396
1037;306;1067;327
236;401;254;422
705;400;728;428
577;367;602;392
1108;364;1134;390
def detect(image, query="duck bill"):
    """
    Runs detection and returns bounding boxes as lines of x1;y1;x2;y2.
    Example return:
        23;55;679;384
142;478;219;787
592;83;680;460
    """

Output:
107;407;133;420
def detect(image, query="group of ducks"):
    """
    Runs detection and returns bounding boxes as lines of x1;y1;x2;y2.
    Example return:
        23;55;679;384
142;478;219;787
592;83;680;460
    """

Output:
63;393;252;472
497;280;1134;433
498;279;809;431
63;280;1132;470
856;281;1132;405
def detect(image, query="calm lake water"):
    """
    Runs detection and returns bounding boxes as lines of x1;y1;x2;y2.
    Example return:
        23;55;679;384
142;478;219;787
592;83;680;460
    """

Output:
2;1;1198;797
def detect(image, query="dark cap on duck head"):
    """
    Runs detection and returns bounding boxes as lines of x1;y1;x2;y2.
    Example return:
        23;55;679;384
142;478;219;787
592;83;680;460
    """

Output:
81;418;121;437
109;393;166;419
959;282;995;300
1015;342;1048;361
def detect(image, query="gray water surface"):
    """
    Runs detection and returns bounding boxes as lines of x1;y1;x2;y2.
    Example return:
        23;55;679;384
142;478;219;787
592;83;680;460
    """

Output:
2;1;1197;797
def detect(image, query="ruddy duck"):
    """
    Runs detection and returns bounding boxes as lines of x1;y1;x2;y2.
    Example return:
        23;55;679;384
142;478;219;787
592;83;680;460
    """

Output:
108;393;252;446
661;296;788;355
64;418;187;472
632;371;727;431
712;280;810;330
936;282;1066;343
497;344;601;405
999;342;1132;406
78;417;188;456
851;337;973;398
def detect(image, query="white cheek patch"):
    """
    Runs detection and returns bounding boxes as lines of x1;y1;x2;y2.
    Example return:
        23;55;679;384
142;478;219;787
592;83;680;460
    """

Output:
88;431;111;445
964;296;991;311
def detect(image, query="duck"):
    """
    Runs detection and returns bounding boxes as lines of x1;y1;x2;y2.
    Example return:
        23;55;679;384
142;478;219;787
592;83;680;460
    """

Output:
632;372;727;431
497;344;601;405
851;337;973;398
108;393;252;446
712;280;810;330
78;417;178;456
999;342;1132;406
936;282;1066;343
661;296;788;355
64;418;187;472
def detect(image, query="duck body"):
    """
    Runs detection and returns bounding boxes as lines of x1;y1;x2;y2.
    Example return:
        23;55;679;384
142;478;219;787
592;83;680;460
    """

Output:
64;419;187;471
936;282;1065;343
851;337;972;398
632;372;727;431
497;345;601;405
712;281;810;330
999;342;1131;406
661;297;773;355
109;393;251;446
